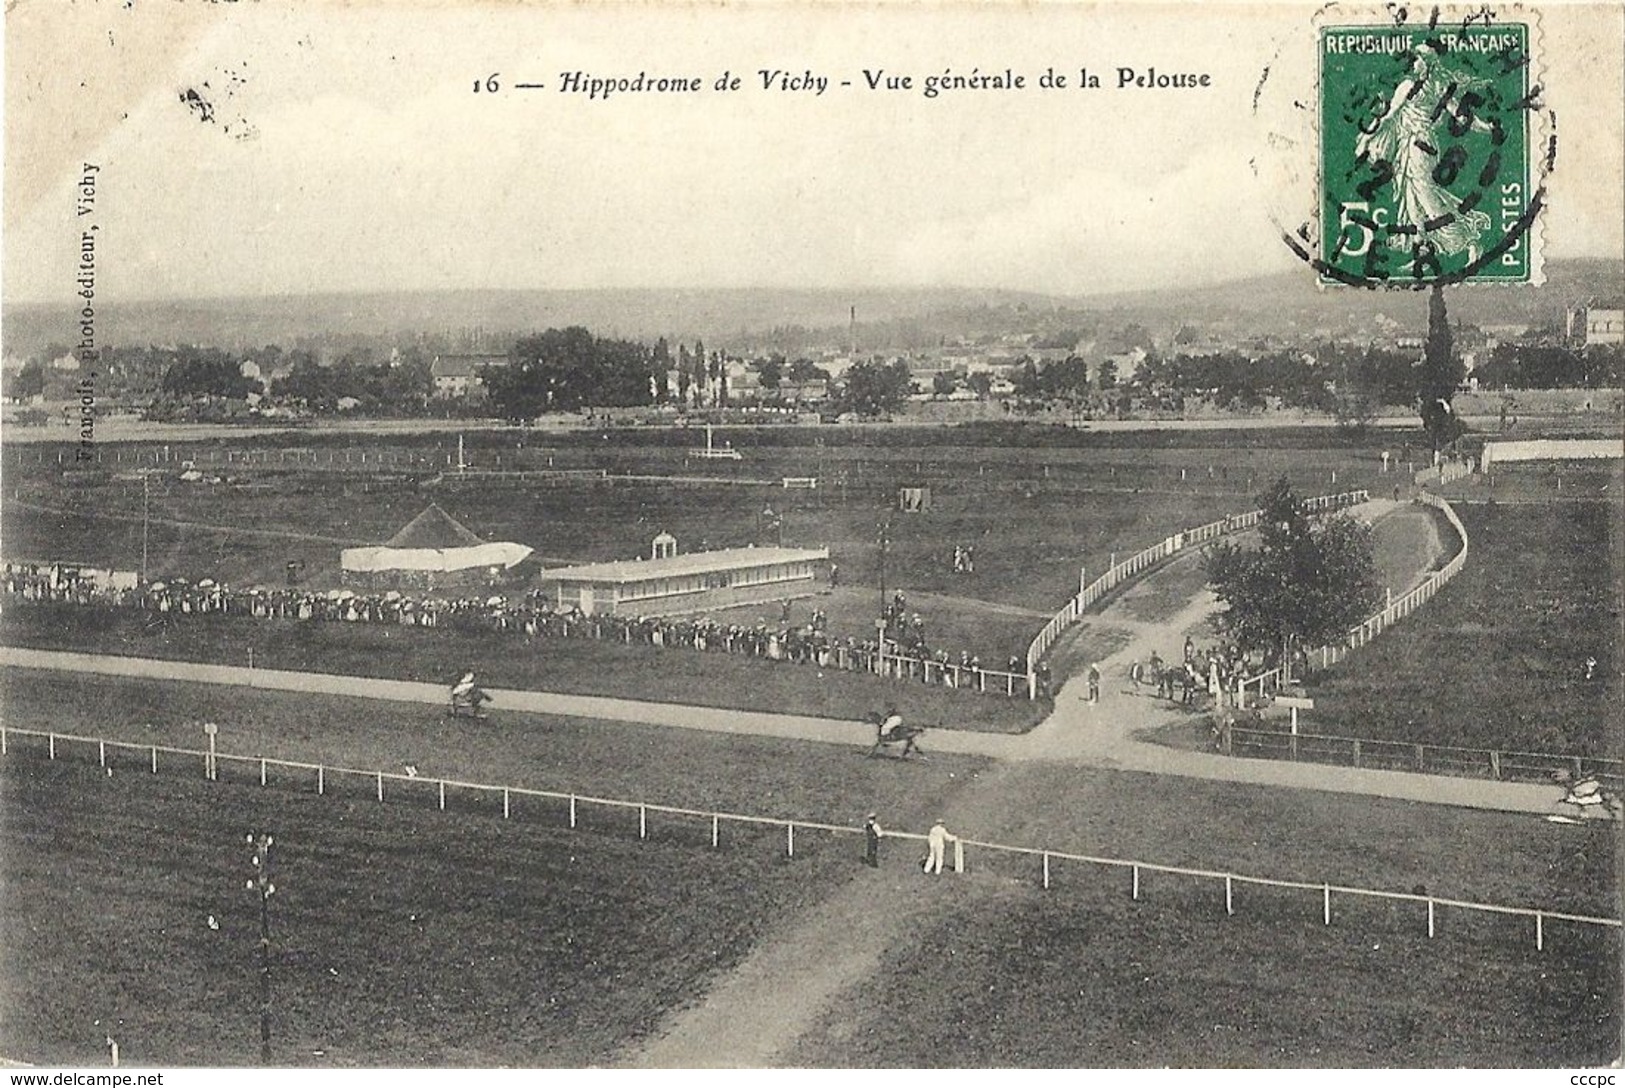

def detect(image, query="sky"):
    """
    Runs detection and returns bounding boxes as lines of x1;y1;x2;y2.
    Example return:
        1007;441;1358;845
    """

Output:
4;0;1622;304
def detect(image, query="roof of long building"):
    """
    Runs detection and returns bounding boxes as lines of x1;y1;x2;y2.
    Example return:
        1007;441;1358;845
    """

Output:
539;545;828;584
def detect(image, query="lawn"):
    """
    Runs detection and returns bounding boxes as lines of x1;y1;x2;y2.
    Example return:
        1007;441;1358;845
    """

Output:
3;429;1390;622
0;605;1050;733
0;757;864;1066
0;669;990;828
4;670;1615;1067
784;876;1620;1067
1303;499;1623;757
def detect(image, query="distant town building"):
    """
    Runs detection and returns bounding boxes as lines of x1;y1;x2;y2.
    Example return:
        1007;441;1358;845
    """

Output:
430;352;508;397
1586;303;1624;346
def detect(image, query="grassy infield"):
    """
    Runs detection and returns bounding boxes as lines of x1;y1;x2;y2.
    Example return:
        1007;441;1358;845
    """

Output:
1;435;1621;1066
0;674;1619;1067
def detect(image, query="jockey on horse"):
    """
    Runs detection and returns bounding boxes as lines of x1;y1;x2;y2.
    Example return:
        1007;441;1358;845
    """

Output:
449;671;493;719
869;704;924;758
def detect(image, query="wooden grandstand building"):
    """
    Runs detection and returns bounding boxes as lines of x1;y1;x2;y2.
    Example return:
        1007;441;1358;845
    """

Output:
535;534;828;616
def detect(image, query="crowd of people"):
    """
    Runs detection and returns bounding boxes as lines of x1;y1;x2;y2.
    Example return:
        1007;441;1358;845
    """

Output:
2;562;1035;698
1135;635;1261;708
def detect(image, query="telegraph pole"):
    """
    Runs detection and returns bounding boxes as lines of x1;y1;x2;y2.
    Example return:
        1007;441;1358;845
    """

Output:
246;833;276;1065
141;474;150;578
876;521;890;618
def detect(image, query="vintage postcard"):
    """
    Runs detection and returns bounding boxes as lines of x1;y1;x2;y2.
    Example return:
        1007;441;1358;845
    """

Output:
2;0;1622;1076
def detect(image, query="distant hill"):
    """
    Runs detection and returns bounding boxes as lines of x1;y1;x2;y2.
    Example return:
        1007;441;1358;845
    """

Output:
3;261;1618;358
1086;259;1624;334
0;286;1060;359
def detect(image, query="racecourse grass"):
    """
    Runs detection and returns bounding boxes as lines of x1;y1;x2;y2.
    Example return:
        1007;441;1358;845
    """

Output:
1305;499;1623;757
0;757;857;1066
786;877;1621;1067
2;671;1617;1066
0;604;1049;733
0;669;988;831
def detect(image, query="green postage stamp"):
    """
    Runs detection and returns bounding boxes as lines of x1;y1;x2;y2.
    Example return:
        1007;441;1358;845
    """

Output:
1319;12;1538;286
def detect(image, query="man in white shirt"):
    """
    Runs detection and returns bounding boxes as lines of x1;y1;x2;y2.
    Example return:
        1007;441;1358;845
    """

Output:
922;819;957;875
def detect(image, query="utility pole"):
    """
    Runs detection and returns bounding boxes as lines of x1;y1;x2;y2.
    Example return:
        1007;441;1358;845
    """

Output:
141;474;150;578
876;521;890;618
246;833;276;1065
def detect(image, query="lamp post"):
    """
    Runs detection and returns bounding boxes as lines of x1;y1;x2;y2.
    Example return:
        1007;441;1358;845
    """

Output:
246;832;276;1065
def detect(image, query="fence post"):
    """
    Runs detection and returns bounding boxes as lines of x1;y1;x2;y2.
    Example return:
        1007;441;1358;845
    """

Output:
503;788;510;819
1427;898;1436;938
712;814;720;848
953;839;964;874
260;759;267;787
439;781;446;811
49;734;55;761
1;723;5;755
1225;875;1234;916
1323;884;1331;925
786;822;795;858
1415;745;1425;771
1132;864;1140;901
1043;852;1051;890
99;740;106;768
1352;739;1361;768
1489;750;1501;780
377;773;384;802
318;765;325;794
1535;912;1544;952
570;795;577;828
640;806;647;839
151;746;157;774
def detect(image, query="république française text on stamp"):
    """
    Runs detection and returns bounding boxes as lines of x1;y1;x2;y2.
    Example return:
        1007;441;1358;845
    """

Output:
1316;8;1541;287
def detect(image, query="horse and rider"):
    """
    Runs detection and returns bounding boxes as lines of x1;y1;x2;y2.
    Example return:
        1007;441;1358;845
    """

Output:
448;671;494;719
868;704;925;758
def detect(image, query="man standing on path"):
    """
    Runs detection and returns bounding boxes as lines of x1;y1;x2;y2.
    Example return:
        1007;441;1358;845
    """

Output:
863;812;884;868
1087;662;1101;705
922;819;957;874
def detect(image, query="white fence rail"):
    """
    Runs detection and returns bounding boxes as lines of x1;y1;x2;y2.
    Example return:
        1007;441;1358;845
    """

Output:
1026;490;1371;678
1311;492;1468;670
5;722;1614;947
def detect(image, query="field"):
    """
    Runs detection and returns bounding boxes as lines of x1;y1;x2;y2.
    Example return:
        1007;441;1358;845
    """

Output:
786;877;1620;1067
0;605;1050;733
4;422;1622;1067
1305;497;1624;757
1;669;1618;1066
1;757;856;1067
3;426;1392;617
0;425;1403;731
